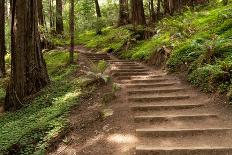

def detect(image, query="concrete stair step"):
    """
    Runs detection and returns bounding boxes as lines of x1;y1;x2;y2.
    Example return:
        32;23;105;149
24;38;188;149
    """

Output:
131;104;204;111
136;146;232;155
136;128;232;137
128;95;190;102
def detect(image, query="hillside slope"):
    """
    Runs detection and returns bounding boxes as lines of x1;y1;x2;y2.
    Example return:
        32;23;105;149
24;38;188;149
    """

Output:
78;2;232;99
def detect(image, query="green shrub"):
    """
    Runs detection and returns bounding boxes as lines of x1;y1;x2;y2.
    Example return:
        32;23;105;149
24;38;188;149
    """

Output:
188;65;225;92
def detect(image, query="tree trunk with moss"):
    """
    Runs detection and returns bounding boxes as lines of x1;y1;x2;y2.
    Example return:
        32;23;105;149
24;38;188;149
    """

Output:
0;0;6;77
5;0;50;111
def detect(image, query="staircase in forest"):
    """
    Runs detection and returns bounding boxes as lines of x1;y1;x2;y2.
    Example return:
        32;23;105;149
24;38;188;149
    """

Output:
84;52;232;155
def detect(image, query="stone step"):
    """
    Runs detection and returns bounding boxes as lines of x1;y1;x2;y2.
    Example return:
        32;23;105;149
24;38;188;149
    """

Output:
127;88;184;95
128;95;190;102
136;128;232;137
126;83;177;89
136;146;232;155
131;104;204;111
134;114;218;123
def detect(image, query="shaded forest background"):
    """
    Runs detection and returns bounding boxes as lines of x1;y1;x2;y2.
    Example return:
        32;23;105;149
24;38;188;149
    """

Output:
0;0;231;154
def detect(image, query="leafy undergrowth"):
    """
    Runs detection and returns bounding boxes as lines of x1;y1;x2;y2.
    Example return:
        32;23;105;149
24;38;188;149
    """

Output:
0;54;11;104
78;2;232;99
0;51;82;155
77;27;132;53
166;3;232;95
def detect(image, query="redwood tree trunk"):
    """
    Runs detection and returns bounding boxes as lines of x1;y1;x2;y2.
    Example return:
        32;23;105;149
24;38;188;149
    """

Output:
131;0;146;25
69;0;74;64
56;0;63;34
118;0;130;26
157;0;161;20
0;0;6;77
150;0;156;23
5;0;49;111
37;0;44;25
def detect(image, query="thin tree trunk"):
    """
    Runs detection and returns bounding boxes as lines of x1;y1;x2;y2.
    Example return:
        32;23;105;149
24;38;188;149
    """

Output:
5;0;49;111
94;0;101;17
0;0;6;77
56;0;63;34
157;0;161;20
118;0;129;26
94;0;102;34
131;0;146;25
69;0;74;64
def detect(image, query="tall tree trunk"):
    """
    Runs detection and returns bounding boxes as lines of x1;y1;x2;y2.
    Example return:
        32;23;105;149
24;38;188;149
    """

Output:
169;0;174;16
94;0;102;34
56;0;63;34
164;0;170;15
5;0;49;111
0;0;6;77
150;0;156;23
37;0;44;25
157;0;161;20
131;0;146;25
69;0;74;64
94;0;101;18
118;0;130;26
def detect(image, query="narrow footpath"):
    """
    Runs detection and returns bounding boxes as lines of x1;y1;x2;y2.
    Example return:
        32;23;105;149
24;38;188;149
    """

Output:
50;49;232;155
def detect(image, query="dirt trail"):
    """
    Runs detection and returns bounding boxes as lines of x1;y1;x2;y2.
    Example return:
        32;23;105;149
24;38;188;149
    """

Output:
49;48;232;155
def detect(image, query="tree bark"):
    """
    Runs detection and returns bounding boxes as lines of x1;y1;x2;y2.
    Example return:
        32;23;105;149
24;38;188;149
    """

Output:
5;0;49;111
94;0;102;18
37;0;44;25
131;0;146;25
0;0;6;77
69;0;74;64
94;0;102;34
157;0;161;20
56;0;64;34
150;0;156;23
118;0;130;26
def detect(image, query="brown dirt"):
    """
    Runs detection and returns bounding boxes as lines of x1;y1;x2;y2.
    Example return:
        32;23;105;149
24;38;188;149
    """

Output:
48;46;232;155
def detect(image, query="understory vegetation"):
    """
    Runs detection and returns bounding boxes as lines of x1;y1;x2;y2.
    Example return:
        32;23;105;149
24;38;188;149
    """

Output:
0;51;83;154
78;2;232;98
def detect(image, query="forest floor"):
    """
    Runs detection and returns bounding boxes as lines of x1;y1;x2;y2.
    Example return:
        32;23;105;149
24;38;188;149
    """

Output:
48;46;232;155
